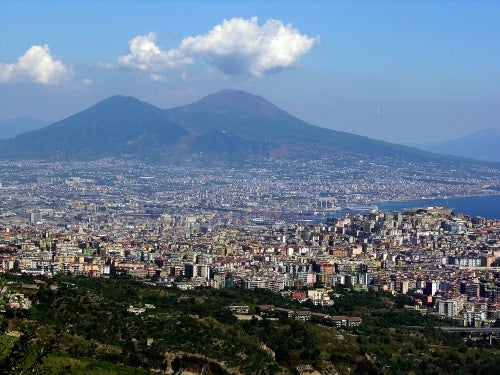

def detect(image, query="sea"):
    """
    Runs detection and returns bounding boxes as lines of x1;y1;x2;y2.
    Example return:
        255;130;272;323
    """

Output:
376;195;500;220
275;195;499;226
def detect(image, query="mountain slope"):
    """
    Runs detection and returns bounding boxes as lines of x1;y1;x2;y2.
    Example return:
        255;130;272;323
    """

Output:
0;89;491;165
425;128;500;162
164;89;457;162
0;96;188;160
167;89;368;146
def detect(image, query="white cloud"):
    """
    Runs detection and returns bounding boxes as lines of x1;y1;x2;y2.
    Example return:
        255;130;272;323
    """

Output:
116;18;318;79
0;45;73;85
148;73;166;82
118;32;193;72
179;17;319;77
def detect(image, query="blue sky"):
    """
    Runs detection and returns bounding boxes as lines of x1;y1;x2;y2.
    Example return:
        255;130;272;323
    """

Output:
0;0;499;144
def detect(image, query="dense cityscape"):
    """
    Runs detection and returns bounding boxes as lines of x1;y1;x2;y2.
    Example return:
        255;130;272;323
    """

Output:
1;158;499;329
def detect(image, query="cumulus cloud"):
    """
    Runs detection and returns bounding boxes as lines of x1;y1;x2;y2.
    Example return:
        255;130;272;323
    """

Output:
118;32;193;71
116;18;318;78
0;45;73;85
179;17;319;77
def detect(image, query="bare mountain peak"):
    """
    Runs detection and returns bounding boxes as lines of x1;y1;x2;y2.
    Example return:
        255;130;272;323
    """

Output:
192;89;286;117
96;94;151;107
202;89;261;100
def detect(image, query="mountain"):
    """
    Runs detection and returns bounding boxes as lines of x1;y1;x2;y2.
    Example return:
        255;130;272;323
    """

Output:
422;128;500;162
0;117;48;140
168;90;383;149
0;89;490;164
164;90;453;162
0;96;188;160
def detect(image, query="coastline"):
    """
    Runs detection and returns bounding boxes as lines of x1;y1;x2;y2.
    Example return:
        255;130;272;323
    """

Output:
372;192;500;206
374;194;500;220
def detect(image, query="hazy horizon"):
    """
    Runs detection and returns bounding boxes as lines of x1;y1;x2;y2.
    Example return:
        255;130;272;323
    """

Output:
0;91;498;149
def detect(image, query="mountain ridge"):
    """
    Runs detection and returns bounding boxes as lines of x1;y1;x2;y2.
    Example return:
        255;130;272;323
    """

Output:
424;128;500;162
0;89;496;166
0;94;188;160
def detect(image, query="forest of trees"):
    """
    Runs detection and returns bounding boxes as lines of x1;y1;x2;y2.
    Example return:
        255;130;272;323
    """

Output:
1;273;499;374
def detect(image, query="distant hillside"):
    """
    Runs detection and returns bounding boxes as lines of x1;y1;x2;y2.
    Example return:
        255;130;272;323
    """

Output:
422;128;500;162
0;89;493;166
0;96;188;160
167;90;417;155
0;117;48;140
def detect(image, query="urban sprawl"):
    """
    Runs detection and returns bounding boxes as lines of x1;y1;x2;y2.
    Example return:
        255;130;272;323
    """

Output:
1;158;499;327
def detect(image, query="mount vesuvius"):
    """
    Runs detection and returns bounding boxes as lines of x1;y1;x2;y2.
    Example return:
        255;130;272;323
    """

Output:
0;89;488;165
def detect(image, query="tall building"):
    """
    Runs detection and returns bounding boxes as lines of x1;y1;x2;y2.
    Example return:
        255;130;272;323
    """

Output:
436;296;465;318
30;212;42;224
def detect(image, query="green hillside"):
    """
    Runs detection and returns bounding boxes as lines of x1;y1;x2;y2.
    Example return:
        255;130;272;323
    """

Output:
1;274;498;374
